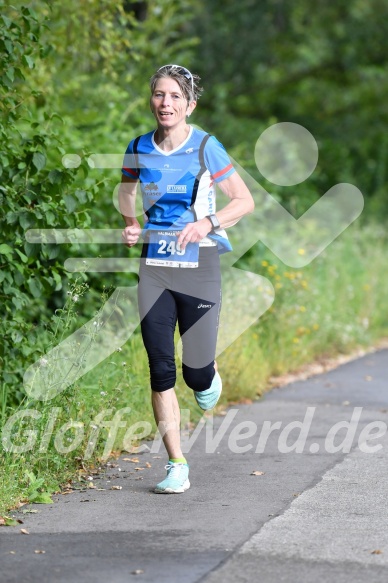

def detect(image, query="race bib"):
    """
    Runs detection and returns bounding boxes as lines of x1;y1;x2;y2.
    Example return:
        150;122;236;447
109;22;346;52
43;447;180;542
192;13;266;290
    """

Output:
146;230;199;268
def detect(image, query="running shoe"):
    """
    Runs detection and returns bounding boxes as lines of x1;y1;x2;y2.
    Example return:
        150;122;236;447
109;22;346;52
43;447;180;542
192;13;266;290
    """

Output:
154;462;190;494
194;371;222;411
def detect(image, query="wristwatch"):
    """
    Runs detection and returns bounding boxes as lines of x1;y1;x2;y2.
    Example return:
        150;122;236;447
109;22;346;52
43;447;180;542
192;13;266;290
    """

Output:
206;214;220;231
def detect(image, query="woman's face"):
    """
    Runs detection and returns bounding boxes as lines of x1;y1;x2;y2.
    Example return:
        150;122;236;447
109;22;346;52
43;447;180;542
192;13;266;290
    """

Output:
150;77;196;129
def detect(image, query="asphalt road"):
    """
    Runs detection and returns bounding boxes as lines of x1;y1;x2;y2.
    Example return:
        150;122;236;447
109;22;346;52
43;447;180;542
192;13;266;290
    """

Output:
1;348;387;583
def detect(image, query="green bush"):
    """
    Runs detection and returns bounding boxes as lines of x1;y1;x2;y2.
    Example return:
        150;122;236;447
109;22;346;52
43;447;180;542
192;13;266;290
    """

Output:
0;3;95;411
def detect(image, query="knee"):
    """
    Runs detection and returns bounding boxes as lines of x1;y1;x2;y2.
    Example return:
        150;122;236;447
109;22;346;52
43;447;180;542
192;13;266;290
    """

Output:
149;357;176;392
182;363;215;392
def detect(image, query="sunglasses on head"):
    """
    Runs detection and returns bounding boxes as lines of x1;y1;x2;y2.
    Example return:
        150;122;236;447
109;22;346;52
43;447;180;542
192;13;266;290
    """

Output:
157;64;194;93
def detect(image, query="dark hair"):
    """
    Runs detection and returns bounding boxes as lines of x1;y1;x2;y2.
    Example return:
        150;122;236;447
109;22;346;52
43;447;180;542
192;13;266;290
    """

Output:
150;64;203;103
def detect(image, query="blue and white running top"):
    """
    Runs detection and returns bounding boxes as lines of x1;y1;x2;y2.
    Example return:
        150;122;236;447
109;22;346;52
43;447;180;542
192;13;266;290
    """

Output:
122;127;235;254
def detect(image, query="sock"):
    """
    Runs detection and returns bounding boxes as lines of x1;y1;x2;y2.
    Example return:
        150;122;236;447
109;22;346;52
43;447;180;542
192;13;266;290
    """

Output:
169;457;187;465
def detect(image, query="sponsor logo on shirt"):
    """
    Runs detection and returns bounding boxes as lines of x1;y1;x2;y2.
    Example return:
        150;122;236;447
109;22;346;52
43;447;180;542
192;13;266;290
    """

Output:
144;182;159;192
143;183;161;197
167;185;187;193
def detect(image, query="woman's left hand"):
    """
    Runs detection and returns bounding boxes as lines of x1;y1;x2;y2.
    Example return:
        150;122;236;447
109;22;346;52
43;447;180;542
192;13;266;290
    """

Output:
177;218;212;250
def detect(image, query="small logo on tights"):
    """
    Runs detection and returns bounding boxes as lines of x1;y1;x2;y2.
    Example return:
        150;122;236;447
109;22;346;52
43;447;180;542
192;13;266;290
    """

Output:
197;303;212;308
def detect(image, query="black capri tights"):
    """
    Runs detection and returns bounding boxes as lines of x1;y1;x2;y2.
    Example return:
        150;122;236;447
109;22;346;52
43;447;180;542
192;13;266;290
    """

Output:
138;246;222;393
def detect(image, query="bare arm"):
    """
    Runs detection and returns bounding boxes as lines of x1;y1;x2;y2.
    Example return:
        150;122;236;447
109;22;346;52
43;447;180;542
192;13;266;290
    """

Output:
177;170;254;249
212;171;255;228
119;175;142;246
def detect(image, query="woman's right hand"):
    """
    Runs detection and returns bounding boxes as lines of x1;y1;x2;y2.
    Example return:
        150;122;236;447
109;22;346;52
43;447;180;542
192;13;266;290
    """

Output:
122;221;142;247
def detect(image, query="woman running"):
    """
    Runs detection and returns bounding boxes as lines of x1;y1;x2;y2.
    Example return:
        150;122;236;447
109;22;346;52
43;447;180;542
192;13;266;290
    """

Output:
120;64;254;493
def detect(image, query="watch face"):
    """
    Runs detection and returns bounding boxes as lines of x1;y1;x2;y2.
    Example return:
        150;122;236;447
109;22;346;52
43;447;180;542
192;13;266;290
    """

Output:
210;214;220;229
